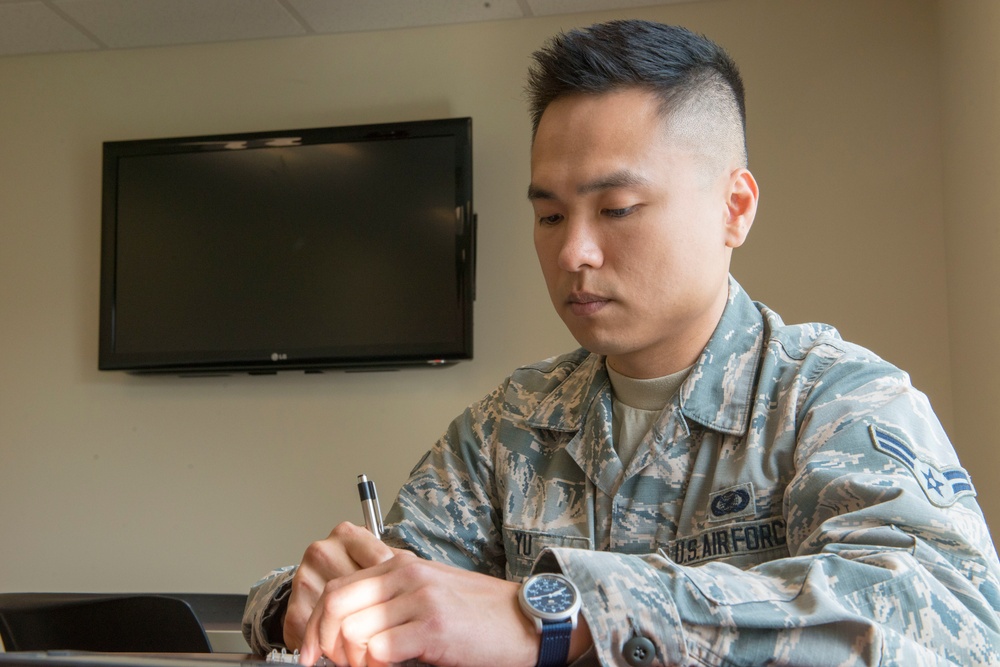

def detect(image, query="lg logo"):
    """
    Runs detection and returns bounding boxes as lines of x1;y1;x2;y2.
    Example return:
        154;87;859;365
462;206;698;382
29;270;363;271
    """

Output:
270;352;288;362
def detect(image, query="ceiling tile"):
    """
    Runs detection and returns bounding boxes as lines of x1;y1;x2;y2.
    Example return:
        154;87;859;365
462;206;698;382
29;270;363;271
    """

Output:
52;0;307;49
0;1;98;56
526;0;691;16
0;0;720;58
286;0;525;34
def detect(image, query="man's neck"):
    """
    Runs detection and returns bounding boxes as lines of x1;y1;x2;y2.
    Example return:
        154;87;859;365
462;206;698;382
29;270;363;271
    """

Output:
606;283;729;378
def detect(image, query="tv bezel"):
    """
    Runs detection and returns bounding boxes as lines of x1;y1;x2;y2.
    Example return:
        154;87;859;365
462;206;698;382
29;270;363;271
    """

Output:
98;117;475;376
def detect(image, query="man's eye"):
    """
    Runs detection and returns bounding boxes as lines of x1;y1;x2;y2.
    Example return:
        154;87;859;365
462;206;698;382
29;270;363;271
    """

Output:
603;206;637;218
538;213;563;225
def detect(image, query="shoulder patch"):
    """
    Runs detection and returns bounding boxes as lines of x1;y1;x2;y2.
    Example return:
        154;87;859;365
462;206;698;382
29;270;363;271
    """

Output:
868;424;976;507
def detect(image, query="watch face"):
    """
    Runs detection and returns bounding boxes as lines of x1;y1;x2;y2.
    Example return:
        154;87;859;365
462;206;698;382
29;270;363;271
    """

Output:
524;574;578;615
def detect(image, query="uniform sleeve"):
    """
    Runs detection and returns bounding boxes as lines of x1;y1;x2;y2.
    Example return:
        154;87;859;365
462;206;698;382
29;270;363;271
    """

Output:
240;383;508;656
381;382;507;578
540;355;1000;666
241;565;296;655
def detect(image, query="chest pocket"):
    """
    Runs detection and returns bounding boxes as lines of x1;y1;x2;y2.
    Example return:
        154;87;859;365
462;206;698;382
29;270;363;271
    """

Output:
503;525;592;581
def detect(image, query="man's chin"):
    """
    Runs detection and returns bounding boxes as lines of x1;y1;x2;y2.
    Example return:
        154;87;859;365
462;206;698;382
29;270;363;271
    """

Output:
560;324;625;357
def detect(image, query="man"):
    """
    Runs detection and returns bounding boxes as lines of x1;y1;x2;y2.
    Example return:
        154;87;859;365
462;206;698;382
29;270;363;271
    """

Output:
243;20;1000;666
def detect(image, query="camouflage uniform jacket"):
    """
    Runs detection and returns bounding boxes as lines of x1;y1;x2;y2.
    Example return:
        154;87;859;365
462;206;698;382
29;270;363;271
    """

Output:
244;279;1000;666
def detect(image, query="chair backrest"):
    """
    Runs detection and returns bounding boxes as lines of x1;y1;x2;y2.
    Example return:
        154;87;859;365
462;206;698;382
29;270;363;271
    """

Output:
0;594;212;652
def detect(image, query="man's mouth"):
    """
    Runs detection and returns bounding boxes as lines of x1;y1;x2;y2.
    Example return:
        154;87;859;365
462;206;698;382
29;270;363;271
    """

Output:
567;291;610;316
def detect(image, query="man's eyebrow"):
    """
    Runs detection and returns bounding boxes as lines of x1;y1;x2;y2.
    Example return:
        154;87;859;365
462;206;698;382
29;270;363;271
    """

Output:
527;169;649;201
527;183;554;201
578;169;649;195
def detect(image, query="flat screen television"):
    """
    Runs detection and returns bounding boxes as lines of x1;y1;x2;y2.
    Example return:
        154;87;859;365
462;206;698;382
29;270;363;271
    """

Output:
99;117;475;375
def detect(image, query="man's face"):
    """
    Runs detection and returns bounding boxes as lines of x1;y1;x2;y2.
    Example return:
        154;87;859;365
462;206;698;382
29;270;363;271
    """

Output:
529;88;755;378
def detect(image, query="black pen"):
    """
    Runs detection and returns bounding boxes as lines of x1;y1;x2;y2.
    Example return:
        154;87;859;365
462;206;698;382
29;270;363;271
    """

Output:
357;473;384;539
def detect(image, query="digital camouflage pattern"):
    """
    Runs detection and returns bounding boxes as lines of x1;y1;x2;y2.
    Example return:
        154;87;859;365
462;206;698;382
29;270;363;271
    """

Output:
244;278;1000;665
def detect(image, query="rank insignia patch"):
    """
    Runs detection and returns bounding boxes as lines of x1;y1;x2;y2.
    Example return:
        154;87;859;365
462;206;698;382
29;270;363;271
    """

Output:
869;424;976;507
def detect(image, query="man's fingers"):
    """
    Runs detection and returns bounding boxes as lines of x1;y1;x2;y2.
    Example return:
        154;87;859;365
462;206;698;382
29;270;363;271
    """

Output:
297;555;538;667
304;524;365;578
285;567;331;648
339;593;422;667
287;522;395;650
298;563;399;666
329;521;396;569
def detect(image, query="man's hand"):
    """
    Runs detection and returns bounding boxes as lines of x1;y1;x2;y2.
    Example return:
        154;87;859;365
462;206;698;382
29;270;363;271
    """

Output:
283;522;396;650
296;550;543;667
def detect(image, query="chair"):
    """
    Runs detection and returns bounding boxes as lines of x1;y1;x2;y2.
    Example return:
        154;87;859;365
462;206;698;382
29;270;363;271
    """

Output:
167;593;249;652
0;593;213;652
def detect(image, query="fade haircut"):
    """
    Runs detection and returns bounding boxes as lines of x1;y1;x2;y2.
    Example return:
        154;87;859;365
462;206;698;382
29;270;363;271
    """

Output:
526;20;748;167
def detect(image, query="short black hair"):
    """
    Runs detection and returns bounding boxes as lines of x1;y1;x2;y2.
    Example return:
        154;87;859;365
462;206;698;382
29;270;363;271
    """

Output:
526;20;747;164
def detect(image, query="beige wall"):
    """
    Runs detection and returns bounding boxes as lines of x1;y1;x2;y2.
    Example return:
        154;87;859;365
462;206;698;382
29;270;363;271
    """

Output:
939;0;1000;547
0;0;991;597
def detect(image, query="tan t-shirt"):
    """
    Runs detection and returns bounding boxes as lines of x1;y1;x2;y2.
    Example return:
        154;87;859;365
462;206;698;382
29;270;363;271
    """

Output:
607;363;692;467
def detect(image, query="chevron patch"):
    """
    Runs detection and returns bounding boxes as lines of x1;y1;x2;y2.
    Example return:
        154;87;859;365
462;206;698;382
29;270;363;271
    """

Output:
869;424;976;507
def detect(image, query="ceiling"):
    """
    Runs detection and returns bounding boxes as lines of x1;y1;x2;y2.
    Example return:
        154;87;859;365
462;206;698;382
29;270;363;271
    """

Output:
0;0;700;58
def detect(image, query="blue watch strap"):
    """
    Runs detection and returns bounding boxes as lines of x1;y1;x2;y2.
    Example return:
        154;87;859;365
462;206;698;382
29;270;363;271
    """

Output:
537;618;573;667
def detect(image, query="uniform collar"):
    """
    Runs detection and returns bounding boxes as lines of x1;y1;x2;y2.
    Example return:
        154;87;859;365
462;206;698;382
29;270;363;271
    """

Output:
677;278;764;436
526;276;764;438
525;353;608;433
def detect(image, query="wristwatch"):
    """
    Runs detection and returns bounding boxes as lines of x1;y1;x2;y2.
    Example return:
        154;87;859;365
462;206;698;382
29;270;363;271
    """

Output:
518;573;581;667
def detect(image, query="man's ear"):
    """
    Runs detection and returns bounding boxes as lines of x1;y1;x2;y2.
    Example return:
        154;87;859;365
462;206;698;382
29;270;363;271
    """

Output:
724;168;758;249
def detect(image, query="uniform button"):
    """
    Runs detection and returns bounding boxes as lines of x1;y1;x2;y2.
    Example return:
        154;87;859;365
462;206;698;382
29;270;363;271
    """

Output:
622;636;656;666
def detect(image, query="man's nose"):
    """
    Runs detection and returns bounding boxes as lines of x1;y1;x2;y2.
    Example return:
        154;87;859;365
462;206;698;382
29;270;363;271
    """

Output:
557;218;603;272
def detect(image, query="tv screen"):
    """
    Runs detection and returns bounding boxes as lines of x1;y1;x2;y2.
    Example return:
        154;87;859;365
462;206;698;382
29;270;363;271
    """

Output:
99;117;475;375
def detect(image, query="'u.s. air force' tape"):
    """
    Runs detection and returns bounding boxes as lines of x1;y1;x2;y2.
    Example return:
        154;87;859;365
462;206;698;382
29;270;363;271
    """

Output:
869;424;976;507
